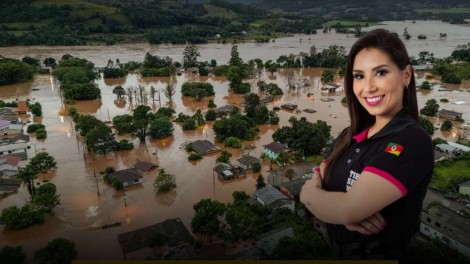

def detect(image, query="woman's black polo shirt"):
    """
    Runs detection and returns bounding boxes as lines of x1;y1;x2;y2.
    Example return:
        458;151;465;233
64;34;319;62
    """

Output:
324;109;434;256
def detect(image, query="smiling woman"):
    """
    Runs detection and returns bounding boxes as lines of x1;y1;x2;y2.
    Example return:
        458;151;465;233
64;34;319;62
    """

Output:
300;29;434;262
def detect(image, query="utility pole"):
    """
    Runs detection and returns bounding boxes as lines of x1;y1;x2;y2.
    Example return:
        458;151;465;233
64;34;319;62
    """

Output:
94;168;100;198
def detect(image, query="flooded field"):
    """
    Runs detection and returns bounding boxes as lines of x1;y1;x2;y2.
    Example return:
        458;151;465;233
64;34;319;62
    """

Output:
1;20;470;261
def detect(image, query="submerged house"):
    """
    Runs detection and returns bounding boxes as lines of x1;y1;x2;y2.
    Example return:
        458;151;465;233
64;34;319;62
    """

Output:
107;168;143;187
213;163;246;180
133;160;158;172
0;178;21;195
254;187;295;212
190;140;221;156
237;155;260;170
263;142;290;161
439;109;463;121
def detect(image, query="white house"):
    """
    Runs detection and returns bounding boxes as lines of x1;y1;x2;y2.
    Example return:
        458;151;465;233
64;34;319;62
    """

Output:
420;205;470;258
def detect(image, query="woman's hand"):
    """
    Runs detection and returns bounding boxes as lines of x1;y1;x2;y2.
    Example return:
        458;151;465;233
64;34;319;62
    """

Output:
344;212;386;235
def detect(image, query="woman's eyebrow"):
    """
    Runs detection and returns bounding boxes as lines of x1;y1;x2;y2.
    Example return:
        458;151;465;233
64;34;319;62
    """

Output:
353;64;390;73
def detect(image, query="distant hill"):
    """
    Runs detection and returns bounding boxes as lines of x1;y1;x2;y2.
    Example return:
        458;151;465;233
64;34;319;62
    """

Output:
0;0;469;47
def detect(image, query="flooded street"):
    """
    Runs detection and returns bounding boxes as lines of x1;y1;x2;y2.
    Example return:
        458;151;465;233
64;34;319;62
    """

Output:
1;20;470;261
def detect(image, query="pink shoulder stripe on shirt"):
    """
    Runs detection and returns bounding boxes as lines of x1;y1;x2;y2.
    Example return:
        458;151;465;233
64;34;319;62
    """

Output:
363;166;407;196
352;128;369;143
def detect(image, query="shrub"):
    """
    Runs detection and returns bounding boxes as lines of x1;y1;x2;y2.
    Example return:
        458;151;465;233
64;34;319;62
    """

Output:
224;137;243;148
27;124;45;133
36;129;47;139
440;120;453;131
116;140;133;150
252;162;261;172
273;106;280;111
440;98;449;103
188;153;202;161
205;109;217;121
208;100;217;108
183;118;197;130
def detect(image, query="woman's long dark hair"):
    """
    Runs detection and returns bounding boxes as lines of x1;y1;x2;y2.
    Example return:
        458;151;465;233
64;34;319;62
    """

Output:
323;29;418;185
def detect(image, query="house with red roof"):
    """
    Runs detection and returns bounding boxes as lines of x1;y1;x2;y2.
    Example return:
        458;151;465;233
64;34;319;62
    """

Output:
16;101;30;114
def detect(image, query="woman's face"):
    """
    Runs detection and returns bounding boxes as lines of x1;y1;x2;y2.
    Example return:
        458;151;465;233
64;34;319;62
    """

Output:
352;48;411;123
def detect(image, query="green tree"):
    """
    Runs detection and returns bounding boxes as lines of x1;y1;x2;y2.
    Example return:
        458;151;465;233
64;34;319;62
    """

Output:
421;81;431;90
30;102;42;116
227;66;243;89
17;165;39;199
149;118;174;138
183;45;200;68
419;117;434;135
229;45;243;67
192;109;206;126
33;183;60;214
76;115;103;137
208;100;217;108
43;57;56;68
420;99;439;116
321;69;335;83
205;109;217;121
183;118;197;130
113;85;126;100
132;105;153;143
30;152;57;179
0;245;25;264
441;120;453;131
432;138;447;147
224;137;243;148
216;150;232;163
256;174;266;189
153;168;176;193
191;199;226;243
112;114;134;134
85;124;117;154
0;205;44;229
213;115;256;141
33;238;77;264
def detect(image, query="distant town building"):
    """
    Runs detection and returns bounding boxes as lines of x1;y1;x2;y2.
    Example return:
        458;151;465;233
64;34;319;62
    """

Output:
321;84;340;92
447;141;470;152
439;109;463;121
0;134;30;160
420;205;470;258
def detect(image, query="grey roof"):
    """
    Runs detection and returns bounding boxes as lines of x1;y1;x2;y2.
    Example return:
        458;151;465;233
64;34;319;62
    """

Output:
191;140;220;155
133;160;158;172
254;187;289;207
436;144;461;153
263;142;289;154
11;134;29;143
108;168;142;182
259;96;274;105
214;105;238;114
213;163;231;174
255;227;294;256
439;109;462;117
118;218;192;253
280;178;307;197
447;141;470;152
0;178;21;186
237;155;260;166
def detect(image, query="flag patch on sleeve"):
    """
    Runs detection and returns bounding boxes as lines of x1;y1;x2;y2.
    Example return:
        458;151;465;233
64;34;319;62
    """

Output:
385;142;404;156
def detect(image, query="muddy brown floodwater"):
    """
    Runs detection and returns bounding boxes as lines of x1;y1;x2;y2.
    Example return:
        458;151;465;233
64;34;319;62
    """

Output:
1;20;470;262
